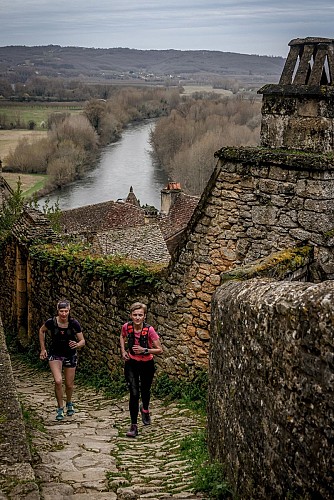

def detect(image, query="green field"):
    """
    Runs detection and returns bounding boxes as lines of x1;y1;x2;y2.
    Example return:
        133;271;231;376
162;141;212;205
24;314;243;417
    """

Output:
2;172;47;197
0;101;84;130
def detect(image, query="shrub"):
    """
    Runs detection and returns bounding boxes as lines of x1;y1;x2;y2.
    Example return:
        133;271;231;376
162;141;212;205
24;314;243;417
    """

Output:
180;429;233;499
152;368;208;412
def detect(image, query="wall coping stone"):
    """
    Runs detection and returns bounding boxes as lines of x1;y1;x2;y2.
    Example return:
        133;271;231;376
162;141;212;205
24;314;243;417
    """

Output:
221;245;313;283
258;84;334;97
214;146;334;171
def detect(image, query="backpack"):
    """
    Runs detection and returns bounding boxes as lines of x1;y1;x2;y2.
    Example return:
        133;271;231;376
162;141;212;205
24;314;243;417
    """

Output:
126;321;150;354
50;317;78;355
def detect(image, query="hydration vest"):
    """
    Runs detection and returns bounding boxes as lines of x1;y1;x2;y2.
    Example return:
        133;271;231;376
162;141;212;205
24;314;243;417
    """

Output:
126;321;150;354
51;317;77;356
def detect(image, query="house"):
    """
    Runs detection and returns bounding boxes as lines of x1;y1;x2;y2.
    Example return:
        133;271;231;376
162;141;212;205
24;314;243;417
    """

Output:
59;182;199;262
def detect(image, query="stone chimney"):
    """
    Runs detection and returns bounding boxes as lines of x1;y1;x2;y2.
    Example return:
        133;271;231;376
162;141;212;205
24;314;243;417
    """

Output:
258;37;334;152
160;182;182;215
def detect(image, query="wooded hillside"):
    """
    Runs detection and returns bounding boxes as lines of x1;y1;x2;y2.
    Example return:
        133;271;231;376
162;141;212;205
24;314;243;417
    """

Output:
0;45;285;87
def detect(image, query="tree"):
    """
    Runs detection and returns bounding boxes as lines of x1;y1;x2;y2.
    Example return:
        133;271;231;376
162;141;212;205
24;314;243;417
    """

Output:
0;178;25;231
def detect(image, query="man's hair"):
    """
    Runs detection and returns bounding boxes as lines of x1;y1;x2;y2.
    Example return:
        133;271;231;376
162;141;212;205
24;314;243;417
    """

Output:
57;300;70;310
129;302;147;314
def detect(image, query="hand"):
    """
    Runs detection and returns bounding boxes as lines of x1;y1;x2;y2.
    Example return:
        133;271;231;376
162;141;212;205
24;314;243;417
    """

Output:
122;351;130;361
132;345;143;354
39;349;47;360
69;340;78;349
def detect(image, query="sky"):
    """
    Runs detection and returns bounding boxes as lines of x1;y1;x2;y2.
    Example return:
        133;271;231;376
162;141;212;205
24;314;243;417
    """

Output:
1;0;333;58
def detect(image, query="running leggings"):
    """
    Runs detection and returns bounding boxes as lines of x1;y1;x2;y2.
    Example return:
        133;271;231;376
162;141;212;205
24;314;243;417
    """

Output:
124;358;155;424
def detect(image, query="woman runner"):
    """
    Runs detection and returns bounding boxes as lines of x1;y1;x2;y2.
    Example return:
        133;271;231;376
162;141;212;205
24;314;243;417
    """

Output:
120;302;163;437
39;300;85;421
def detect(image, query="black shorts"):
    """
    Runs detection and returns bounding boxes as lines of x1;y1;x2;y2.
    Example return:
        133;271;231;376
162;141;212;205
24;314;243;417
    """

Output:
48;353;78;368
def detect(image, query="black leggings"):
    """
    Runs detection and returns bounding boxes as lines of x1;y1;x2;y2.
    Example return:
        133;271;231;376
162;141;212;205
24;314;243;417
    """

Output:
124;358;155;424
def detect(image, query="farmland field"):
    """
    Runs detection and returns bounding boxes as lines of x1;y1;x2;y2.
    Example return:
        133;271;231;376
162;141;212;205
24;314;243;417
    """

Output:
0;101;84;163
0;101;84;130
0;102;84;195
2;171;47;196
181;85;233;96
0;130;48;163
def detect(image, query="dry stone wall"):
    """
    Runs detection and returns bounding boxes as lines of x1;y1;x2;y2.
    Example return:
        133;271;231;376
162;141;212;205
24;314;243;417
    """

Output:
208;278;334;499
151;146;334;376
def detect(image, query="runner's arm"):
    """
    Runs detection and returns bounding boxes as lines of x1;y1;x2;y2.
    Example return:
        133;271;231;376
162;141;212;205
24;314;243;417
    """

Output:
69;331;85;349
39;324;48;359
120;331;129;360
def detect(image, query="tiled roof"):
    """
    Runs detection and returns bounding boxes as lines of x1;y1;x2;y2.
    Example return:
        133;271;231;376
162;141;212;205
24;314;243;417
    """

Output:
60;200;145;234
11;207;58;244
158;192;199;241
93;223;170;264
58;187;198;261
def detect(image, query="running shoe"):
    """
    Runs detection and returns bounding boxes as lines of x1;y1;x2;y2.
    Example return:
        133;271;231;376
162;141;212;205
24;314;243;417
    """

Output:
56;407;64;421
126;424;138;437
66;402;75;416
140;404;151;425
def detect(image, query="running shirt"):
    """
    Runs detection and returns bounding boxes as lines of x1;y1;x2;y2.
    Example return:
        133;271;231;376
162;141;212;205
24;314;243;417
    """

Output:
45;317;82;357
121;322;159;361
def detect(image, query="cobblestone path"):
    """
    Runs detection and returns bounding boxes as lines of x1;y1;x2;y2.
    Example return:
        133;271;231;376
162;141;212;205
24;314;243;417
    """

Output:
12;359;206;500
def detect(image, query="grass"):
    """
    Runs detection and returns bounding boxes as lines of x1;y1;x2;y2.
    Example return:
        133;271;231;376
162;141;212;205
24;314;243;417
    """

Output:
1;171;47;197
179;429;233;499
0;129;48;161
0;102;84;131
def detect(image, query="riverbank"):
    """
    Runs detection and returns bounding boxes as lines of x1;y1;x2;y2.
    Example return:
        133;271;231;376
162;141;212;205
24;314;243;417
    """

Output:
1;118;164;205
37;119;167;211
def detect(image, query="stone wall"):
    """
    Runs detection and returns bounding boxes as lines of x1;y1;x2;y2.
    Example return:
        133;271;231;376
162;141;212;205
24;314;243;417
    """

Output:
153;146;334;375
1;145;334;379
13;251;159;376
0;316;39;497
208;278;334;499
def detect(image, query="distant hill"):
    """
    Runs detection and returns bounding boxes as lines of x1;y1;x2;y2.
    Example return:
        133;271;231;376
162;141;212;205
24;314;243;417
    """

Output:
0;45;285;87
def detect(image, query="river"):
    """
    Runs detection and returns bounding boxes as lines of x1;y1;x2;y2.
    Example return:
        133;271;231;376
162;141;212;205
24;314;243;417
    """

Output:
38;120;168;211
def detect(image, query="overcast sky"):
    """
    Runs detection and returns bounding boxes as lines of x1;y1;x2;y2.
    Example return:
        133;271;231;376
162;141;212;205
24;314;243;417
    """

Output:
1;0;333;57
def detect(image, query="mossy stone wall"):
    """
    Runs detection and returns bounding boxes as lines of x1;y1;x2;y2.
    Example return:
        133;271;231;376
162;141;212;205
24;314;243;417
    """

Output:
208;278;334;499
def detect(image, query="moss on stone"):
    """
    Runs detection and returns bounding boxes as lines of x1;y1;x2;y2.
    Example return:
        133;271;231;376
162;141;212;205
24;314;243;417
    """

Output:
214;146;334;171
29;242;165;290
221;245;313;283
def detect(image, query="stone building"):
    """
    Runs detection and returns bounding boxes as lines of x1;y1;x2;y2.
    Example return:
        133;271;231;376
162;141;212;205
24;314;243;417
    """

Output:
58;183;198;263
206;37;334;499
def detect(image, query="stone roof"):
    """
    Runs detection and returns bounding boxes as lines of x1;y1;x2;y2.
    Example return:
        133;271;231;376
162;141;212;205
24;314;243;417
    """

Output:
158;192;199;241
92;223;170;264
125;186;141;207
58;186;198;262
60;200;145;234
11;207;58;244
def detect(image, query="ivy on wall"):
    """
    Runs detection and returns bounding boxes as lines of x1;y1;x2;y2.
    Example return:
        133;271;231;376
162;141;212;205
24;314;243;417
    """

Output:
29;242;166;290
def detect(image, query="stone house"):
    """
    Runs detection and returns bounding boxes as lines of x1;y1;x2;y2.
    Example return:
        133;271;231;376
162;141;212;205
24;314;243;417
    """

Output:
59;182;199;263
